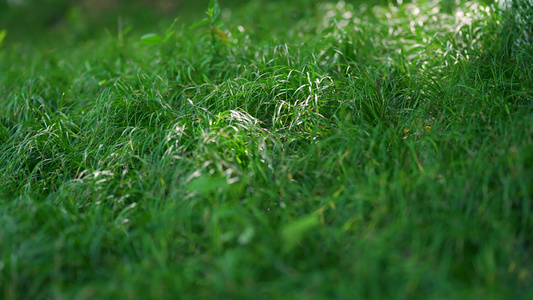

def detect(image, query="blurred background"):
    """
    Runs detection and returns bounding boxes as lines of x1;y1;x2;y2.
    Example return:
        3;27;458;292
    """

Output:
0;0;530;55
0;0;436;40
0;0;253;41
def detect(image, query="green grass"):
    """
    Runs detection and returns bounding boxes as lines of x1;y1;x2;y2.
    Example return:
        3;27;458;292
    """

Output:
1;0;532;299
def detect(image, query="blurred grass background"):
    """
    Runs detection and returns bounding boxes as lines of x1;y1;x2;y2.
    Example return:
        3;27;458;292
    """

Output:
0;0;248;40
0;0;454;40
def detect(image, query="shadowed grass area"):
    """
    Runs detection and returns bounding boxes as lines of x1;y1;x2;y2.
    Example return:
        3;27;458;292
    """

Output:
0;0;532;299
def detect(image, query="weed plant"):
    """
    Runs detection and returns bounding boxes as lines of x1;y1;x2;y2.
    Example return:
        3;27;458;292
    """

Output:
0;0;532;299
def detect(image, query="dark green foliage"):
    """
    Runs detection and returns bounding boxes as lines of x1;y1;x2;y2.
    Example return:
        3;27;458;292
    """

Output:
1;0;532;299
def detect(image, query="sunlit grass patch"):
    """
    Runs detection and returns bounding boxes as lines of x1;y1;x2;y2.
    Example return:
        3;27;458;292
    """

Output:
317;0;495;70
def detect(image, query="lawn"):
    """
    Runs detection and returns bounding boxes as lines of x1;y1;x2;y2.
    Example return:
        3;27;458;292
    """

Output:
0;0;532;299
